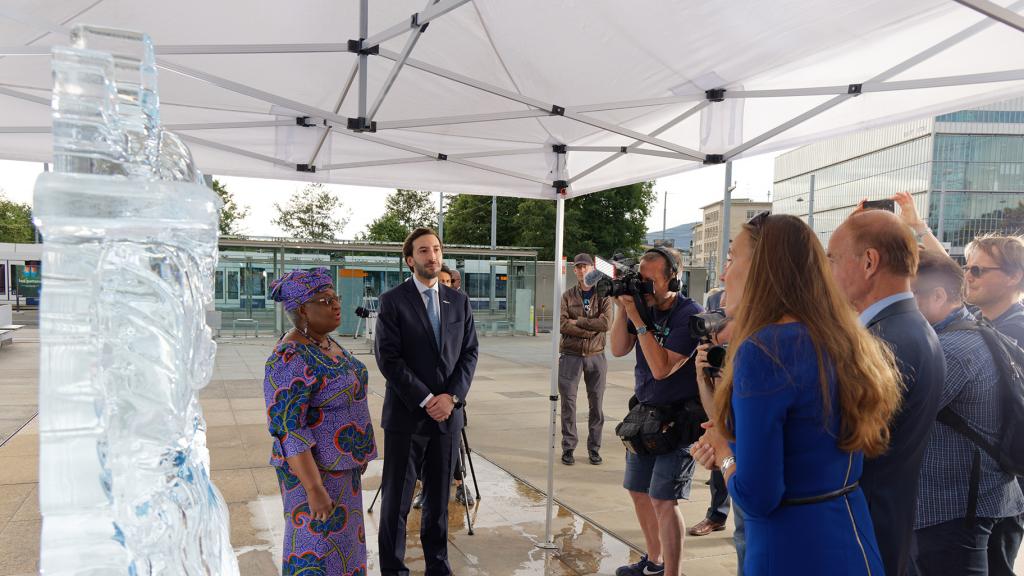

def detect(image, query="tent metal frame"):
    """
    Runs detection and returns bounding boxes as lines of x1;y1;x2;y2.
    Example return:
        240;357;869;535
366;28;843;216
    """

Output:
2;0;1024;551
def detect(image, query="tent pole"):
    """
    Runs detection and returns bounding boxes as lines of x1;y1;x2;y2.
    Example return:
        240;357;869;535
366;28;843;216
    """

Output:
954;0;1024;33
362;0;470;50
723;1;1024;160
718;162;733;288
177;134;294;168
318;147;546;171
367;0;436;122
539;191;566;551
376;109;550;130
377;48;706;159
357;0;368;122
568;101;709;185
807;174;815;232
490;196;497;314
438;192;444;242
308;61;359;166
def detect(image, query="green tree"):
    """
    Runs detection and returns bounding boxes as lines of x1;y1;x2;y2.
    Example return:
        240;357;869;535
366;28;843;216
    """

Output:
272;182;350;241
443;195;525;246
0;192;35;243
211;179;250;236
564;181;657;260
362;189;437;242
441;183;655;259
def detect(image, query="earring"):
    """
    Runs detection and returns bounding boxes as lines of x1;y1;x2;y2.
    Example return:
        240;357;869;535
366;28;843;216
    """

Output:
302;323;309;338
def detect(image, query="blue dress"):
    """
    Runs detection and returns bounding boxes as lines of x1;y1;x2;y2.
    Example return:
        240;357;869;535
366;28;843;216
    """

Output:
727;323;885;575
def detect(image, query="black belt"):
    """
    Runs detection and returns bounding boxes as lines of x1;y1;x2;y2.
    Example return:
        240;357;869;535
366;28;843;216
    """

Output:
781;481;859;506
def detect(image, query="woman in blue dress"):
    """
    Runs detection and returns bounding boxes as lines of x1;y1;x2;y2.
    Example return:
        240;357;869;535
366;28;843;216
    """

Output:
692;213;902;575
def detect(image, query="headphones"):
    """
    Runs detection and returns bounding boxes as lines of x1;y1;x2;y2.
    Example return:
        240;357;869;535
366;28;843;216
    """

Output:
644;246;682;293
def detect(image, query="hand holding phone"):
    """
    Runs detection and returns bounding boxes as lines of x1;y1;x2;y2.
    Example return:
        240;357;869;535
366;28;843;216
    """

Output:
861;199;895;212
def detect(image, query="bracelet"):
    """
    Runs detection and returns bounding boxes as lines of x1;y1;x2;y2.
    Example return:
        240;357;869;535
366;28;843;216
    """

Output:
720;455;736;474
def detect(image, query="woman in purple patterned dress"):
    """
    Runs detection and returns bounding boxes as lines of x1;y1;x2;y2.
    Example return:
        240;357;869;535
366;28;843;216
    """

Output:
264;268;377;576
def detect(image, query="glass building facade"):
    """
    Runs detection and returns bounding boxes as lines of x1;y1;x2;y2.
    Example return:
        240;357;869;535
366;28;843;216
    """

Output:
773;98;1024;255
215;237;537;336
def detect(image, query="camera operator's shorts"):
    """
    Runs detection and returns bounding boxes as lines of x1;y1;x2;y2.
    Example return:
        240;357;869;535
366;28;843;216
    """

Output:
623;443;695;501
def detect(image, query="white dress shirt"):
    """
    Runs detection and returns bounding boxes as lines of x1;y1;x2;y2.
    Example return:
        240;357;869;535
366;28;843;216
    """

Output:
412;274;441;323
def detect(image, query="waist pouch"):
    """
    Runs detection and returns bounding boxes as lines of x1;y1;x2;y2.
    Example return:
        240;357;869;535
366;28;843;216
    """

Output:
615;397;706;456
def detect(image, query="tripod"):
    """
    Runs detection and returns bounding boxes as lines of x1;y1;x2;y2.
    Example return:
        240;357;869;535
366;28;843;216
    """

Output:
368;409;481;535
353;285;378;340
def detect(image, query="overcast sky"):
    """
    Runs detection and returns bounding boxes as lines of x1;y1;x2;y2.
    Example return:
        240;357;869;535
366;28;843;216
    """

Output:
0;153;776;240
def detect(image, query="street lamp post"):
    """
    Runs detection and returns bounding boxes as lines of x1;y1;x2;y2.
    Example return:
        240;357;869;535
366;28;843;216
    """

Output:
662;189;668;241
936;167;954;243
807;174;815;231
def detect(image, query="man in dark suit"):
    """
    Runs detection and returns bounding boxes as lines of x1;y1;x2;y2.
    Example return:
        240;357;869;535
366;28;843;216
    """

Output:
375;227;479;576
828;208;946;576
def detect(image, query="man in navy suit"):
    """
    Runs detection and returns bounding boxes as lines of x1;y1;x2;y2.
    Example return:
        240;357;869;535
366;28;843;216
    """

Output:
375;227;479;576
828;208;946;576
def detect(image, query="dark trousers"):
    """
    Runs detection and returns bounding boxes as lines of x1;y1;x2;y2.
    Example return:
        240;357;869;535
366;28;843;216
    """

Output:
989;514;1023;576
915;516;1021;576
706;468;731;524
378;430;459;576
558;353;606;452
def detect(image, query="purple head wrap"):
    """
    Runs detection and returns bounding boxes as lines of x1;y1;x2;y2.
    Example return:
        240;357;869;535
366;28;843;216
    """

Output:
269;267;334;311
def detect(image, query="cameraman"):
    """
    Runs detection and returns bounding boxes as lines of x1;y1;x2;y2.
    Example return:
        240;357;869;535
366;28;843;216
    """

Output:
610;247;704;576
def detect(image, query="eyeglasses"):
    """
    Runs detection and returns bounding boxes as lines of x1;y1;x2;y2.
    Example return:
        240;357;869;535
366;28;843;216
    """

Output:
309;295;340;306
747;210;770;229
963;265;1003;278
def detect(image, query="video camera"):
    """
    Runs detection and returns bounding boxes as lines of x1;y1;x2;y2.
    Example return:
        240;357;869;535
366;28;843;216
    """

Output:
585;254;657;330
689;309;729;378
354;306;372;319
589;256;654;299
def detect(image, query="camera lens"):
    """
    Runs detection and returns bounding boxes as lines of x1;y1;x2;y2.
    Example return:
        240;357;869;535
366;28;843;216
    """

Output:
707;345;728;369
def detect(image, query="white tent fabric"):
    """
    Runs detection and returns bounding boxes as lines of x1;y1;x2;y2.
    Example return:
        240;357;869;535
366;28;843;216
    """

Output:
1;1;1024;199
5;0;1024;551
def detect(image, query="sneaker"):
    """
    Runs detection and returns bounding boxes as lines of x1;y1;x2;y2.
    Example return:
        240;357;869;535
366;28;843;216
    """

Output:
455;484;475;506
589;449;602;465
411;490;424;510
615;554;664;576
561;449;574;465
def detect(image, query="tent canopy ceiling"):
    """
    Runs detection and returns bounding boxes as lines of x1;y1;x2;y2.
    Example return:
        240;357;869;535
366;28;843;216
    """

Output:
0;0;1023;198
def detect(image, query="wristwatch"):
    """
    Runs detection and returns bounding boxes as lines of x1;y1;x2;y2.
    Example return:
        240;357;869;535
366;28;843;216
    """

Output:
913;222;931;242
450;394;462;408
720;455;736;474
636;325;649;336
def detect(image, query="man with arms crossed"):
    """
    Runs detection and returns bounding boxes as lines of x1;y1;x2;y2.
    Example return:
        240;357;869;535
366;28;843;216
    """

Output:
559;253;613;466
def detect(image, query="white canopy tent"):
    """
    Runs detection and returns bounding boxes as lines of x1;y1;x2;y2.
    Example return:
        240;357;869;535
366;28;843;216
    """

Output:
3;0;1024;548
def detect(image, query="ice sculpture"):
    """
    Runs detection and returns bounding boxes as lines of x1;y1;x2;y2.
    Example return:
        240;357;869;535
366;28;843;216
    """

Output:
33;25;238;575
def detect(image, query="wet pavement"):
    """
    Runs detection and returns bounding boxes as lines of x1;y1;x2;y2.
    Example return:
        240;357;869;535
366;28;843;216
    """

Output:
8;329;961;575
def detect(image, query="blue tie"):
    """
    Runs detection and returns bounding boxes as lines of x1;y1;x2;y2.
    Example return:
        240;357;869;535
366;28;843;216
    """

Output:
424;289;441;349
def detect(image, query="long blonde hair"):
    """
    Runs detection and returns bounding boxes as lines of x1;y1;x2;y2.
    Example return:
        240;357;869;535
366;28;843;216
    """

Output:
713;215;901;457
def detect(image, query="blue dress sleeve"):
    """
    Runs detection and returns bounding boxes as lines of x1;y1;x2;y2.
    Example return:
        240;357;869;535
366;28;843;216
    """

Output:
726;338;795;518
264;343;317;459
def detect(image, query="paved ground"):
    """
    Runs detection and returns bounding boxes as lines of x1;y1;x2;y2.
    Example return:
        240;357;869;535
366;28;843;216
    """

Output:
0;329;733;575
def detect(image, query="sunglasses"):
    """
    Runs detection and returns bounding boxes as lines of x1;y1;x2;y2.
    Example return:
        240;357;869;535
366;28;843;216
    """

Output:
309;295;341;306
962;265;1003;279
746;210;771;231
